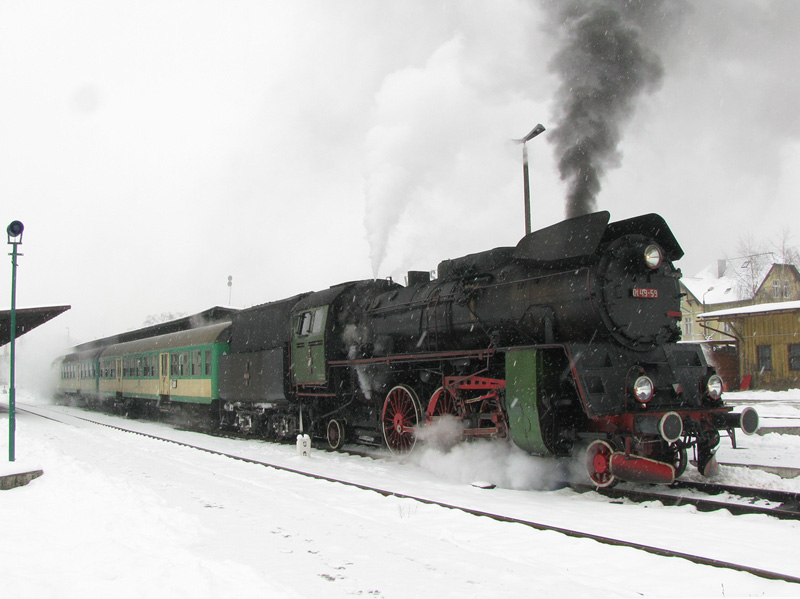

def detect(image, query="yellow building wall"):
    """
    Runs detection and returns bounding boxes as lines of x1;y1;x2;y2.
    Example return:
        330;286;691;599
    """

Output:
736;312;800;389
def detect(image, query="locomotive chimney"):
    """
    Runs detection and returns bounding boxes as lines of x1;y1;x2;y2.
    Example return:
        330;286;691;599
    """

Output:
514;124;546;236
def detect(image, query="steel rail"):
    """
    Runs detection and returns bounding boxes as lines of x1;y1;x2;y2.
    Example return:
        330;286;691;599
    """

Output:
572;482;800;521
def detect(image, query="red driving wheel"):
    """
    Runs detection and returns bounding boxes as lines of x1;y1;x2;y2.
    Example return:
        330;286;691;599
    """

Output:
382;385;421;453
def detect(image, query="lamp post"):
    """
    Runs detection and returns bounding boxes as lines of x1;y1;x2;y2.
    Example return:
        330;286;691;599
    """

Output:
7;220;24;462
513;124;546;236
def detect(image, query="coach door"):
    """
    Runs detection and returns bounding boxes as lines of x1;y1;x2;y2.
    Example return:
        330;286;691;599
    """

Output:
159;353;170;395
115;357;123;393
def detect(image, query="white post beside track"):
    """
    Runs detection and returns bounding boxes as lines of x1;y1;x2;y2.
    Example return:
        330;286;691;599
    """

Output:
296;434;311;457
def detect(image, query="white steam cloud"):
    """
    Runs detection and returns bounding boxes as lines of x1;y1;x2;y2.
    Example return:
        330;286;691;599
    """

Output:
412;431;566;491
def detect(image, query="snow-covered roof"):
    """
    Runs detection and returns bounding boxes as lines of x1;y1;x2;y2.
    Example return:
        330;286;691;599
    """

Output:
681;261;747;305
699;299;800;319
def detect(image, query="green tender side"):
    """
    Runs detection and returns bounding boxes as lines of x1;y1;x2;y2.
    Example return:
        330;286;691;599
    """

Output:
505;348;549;455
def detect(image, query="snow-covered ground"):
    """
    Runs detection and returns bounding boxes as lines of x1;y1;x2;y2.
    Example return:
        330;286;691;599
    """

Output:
2;389;800;598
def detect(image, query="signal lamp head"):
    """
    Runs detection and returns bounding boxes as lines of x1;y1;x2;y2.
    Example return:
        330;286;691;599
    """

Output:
706;375;724;400
632;375;654;403
7;220;24;244
644;245;662;269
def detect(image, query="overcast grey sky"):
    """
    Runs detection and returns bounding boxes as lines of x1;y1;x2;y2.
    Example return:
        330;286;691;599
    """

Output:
2;1;799;372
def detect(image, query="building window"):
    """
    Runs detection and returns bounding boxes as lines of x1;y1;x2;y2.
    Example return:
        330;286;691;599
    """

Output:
790;344;800;371
773;280;781;299
784;281;791;299
757;345;772;372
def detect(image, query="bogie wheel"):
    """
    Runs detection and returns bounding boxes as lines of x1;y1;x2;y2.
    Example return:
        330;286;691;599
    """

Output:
326;419;345;450
671;443;688;478
382;385;422;453
585;440;617;488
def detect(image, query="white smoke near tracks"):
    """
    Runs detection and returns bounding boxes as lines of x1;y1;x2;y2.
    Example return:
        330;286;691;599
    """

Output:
413;418;567;491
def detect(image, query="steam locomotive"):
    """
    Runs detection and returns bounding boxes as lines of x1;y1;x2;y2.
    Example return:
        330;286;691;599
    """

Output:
56;211;759;487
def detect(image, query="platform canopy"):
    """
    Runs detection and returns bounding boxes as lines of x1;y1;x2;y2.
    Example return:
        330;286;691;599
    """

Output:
0;305;71;347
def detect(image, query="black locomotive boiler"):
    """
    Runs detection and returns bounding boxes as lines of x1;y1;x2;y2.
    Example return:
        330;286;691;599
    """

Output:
56;211;759;487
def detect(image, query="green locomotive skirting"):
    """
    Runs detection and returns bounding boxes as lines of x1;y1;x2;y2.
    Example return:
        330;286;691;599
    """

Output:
505;348;549;455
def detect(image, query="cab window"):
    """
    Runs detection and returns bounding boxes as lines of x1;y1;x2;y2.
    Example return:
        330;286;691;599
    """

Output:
297;307;326;337
311;307;325;334
297;312;313;336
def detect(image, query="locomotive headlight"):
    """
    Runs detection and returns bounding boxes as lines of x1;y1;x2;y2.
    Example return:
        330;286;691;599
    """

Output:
706;375;724;400
643;245;663;270
633;375;654;403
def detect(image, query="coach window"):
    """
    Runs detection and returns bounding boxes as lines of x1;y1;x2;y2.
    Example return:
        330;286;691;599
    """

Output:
171;353;179;376
192;350;202;376
204;349;212;375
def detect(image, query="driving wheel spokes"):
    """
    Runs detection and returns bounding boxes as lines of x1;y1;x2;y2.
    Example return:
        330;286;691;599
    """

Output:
382;385;421;453
427;386;462;420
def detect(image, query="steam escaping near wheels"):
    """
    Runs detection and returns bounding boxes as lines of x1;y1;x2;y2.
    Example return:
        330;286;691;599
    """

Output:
415;414;464;452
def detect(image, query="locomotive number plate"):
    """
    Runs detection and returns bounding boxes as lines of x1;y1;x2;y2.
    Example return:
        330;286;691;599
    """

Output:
631;288;659;299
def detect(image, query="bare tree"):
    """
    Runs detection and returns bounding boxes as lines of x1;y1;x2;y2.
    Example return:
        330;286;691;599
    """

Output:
731;235;772;299
730;228;799;299
770;227;800;266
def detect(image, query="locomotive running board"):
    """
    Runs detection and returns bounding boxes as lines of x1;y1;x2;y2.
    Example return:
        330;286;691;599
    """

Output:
609;452;675;485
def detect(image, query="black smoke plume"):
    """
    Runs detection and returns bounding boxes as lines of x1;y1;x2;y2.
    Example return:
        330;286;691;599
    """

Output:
545;1;666;217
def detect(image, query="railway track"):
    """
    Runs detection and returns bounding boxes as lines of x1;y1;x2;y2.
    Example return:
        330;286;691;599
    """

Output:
13;402;800;587
573;481;800;521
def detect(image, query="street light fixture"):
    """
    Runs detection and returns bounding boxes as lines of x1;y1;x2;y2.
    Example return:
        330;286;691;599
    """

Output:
513;124;546;236
7;220;23;462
